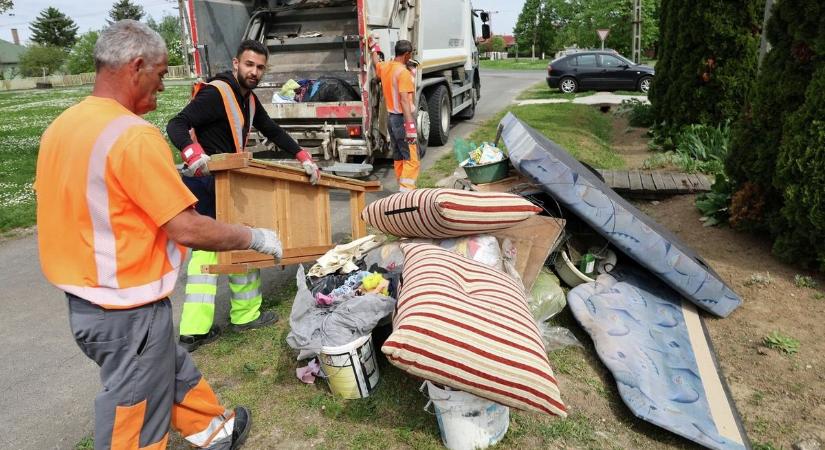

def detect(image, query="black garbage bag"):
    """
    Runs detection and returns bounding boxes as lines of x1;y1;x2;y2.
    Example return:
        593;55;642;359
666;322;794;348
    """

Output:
306;77;360;102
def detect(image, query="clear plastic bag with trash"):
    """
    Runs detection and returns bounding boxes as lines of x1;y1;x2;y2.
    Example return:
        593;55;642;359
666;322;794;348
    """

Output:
529;268;567;322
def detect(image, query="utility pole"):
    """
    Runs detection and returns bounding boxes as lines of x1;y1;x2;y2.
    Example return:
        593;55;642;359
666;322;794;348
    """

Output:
758;0;774;69
177;0;195;77
631;0;642;64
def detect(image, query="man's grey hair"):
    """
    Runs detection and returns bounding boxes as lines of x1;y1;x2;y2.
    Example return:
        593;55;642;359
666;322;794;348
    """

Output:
94;20;167;71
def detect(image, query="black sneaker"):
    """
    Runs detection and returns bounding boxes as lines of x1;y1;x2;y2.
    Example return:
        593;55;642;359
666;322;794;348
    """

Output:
230;406;251;450
230;310;278;332
179;326;221;352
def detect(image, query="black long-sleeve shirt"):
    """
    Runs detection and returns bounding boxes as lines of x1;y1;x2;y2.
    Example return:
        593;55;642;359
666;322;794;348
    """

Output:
166;71;301;156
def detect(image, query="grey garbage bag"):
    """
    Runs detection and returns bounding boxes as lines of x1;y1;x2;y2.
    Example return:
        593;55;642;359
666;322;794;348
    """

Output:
287;265;397;359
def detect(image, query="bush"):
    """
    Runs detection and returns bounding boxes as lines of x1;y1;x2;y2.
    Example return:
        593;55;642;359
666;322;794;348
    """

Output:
619;98;654;128
725;0;825;269
644;123;730;176
696;174;732;227
650;0;762;136
19;45;67;77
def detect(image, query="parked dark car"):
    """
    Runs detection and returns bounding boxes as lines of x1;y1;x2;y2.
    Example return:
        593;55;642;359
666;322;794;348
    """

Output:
546;51;655;94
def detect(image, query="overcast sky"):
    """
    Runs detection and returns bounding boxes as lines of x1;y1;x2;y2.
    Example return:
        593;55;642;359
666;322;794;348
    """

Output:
0;0;522;45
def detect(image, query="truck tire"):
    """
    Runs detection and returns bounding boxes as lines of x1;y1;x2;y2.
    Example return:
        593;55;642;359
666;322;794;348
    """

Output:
455;86;476;120
427;85;451;146
416;92;429;158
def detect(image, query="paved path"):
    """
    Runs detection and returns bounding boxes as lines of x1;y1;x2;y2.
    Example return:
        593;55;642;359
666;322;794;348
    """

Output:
0;69;545;450
516;92;649;106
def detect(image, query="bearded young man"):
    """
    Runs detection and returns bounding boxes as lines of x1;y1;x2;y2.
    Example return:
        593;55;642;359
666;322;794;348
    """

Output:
166;39;320;351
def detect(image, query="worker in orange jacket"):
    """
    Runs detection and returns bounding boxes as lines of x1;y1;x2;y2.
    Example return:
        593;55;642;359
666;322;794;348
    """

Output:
369;38;420;192
35;20;279;450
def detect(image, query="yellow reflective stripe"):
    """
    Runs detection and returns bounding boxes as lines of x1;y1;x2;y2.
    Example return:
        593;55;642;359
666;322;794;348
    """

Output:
208;80;244;152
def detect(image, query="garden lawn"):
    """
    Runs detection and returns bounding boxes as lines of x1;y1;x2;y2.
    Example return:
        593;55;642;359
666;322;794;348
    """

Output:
480;58;550;71
418;102;623;188
0;85;190;233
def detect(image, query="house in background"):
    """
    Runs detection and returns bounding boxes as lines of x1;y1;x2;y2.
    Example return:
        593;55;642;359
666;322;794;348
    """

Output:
1;30;26;79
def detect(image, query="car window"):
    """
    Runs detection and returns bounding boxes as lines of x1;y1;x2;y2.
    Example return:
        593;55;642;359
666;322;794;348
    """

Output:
600;55;624;68
576;54;597;67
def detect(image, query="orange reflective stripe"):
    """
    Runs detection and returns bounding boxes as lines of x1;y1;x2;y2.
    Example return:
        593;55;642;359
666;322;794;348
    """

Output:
203;80;256;152
208;80;245;152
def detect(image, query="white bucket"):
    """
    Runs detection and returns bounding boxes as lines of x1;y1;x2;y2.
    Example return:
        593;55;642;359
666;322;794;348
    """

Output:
422;381;509;450
319;335;379;399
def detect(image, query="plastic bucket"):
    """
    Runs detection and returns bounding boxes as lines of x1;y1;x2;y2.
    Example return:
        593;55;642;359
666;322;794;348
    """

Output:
553;248;595;288
423;381;509;450
320;335;379;399
464;158;509;184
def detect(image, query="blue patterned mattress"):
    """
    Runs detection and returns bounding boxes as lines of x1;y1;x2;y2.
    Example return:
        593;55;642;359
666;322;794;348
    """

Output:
568;268;749;450
500;112;741;317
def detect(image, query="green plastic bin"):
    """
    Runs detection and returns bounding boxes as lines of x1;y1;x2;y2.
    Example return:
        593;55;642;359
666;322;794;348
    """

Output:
464;158;510;184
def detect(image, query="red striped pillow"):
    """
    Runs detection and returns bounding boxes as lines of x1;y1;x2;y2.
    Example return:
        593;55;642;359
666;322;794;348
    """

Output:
382;242;567;416
360;188;541;238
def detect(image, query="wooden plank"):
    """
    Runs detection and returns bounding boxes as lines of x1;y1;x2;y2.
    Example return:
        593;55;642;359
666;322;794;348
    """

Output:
651;171;666;192
697;174;713;190
672;173;692;192
640;171;656;193
628;170;644;191
205;255;320;274
660;172;678;193
238;166;376;192
214;171;232;267
350;191;367;238
226;245;335;264
599;170;615;187
612;170;631;190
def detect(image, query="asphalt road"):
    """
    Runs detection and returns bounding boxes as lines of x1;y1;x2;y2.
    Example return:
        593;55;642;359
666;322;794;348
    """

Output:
0;69;545;450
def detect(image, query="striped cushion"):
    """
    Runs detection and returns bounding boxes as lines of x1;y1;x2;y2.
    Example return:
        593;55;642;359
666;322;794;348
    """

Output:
360;188;541;238
382;242;567;416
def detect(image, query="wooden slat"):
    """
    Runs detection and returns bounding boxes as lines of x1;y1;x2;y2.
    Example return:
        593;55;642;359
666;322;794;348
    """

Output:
350;191;367;238
612;170;630;190
672;173;692;192
204;255;319;274
600;169;614;186
651;171;666;192
697;174;713;190
659;171;678;193
226;245;335;264
640;171;656;193
628;170;643;191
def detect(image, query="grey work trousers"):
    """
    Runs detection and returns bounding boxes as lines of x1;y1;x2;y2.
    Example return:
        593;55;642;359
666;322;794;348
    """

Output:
67;294;233;449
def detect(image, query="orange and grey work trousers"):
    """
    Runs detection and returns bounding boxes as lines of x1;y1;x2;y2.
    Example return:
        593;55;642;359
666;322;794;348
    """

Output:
67;294;235;449
388;113;420;192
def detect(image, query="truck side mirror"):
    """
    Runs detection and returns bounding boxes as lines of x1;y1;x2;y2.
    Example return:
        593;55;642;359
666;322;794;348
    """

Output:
482;24;491;40
480;11;489;22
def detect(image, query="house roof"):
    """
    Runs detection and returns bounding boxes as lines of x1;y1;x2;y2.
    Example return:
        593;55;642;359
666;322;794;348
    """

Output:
0;38;26;64
476;35;516;48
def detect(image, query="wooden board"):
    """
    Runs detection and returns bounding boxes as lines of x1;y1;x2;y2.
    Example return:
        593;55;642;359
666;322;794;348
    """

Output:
612;170;631;190
206;153;381;273
629;170;644;191
640;171;656;193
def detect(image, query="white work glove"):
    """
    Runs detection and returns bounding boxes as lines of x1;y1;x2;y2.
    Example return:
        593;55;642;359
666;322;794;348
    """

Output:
180;143;211;177
296;149;321;185
248;227;282;259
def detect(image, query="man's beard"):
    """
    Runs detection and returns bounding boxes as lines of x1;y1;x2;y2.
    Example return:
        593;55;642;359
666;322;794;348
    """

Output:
237;73;258;90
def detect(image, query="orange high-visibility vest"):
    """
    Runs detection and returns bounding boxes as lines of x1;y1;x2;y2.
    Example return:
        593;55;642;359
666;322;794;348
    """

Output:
36;97;197;309
190;80;256;152
377;61;415;115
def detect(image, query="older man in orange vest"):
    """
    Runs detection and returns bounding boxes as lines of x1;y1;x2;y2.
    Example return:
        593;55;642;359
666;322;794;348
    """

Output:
35;20;278;449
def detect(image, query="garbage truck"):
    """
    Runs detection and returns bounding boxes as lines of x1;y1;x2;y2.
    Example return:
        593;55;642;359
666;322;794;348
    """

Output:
186;0;481;171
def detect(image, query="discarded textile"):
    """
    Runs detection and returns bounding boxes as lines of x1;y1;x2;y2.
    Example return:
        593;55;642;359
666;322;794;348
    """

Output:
501;112;741;317
296;358;321;384
360;189;541;239
307;235;384;278
279;79;301;97
568;268;749;450
288;265;396;359
382;243;567;417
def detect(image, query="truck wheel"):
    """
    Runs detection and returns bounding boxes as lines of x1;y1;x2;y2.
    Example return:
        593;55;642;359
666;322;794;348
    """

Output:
427;85;451;146
456;86;476;120
416;93;429;158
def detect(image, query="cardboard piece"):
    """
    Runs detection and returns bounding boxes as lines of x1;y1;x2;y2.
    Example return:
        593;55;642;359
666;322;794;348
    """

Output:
492;215;565;291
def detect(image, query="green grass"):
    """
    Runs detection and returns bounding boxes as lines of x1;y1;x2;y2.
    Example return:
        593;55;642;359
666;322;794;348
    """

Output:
0;85;191;233
74;435;94;450
418;102;622;187
517;81;648;101
480;58;550;71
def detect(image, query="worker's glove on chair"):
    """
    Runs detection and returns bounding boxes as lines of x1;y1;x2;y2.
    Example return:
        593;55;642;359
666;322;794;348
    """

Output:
296;149;321;185
180;143;211;177
248;227;283;259
404;121;418;145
